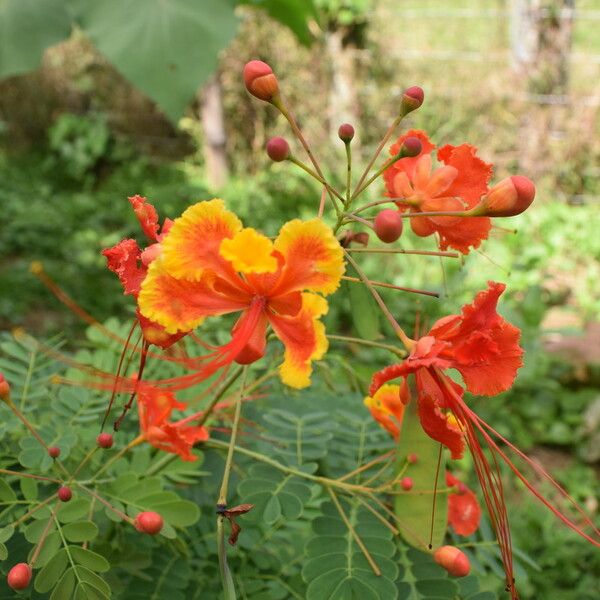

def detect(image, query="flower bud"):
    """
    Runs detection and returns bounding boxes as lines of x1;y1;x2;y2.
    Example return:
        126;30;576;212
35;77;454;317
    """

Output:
243;60;279;102
400;477;413;491
482;175;536;217
374;209;403;243
266;137;290;162
407;453;418;464
58;486;72;502
401;86;424;115
433;545;471;577
400;136;422;158
0;372;10;401
135;511;164;535
48;446;61;459
338;123;355;143
97;433;114;449
7;563;32;591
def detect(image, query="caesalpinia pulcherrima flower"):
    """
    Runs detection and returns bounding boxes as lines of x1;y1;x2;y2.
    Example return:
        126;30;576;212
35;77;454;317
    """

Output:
368;281;600;597
103;195;185;349
137;199;344;388
363;383;405;439
137;383;208;461
446;472;481;537
383;129;493;254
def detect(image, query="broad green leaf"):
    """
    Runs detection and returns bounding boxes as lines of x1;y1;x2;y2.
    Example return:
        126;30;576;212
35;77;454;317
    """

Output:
70;546;111;572
0;542;6;560
0;478;17;502
345;267;381;341
25;517;55;543
394;397;448;551
57;497;91;523
70;0;239;122
76;566;111;597
0;524;14;542
63;520;99;542
35;548;69;593
0;0;72;79
30;531;61;568
50;567;76;600
20;477;38;501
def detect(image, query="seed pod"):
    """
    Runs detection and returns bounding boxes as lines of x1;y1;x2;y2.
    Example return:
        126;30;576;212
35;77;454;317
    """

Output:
7;563;32;590
48;446;61;459
97;433;114;449
134;511;164;535
433;545;471;577
58;486;72;502
374;209;403;243
243;60;279;102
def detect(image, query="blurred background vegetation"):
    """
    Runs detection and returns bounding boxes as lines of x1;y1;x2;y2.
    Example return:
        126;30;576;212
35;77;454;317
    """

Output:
1;0;599;598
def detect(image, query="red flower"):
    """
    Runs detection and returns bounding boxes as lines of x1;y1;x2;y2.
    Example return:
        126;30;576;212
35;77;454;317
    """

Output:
369;282;600;597
383;130;492;254
137;384;208;461
446;473;481;536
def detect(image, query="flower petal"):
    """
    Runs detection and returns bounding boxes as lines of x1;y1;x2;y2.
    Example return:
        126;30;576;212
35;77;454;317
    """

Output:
220;228;277;274
273;219;344;296
129;195;160;241
160;199;242;282
364;384;404;439
102;238;146;297
446;473;481;536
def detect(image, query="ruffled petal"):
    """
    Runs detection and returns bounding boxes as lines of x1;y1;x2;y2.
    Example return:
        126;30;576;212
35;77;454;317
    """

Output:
160;199;242;282
220;228;278;274
269;292;329;389
364;384;405;439
137;384;186;431
145;422;208;461
102;238;146;297
129;195;160;241
139;259;250;334
446;472;482;536
272;219;344;296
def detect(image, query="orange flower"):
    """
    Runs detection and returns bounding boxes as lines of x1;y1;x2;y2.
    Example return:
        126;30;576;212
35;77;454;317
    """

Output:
138;199;344;388
137;384;208;461
102;196;183;348
446;472;481;537
363;384;406;439
383;130;492;254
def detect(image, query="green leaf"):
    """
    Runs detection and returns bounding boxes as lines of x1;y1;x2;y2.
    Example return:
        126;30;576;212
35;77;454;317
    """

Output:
0;542;7;560
50;566;76;600
20;476;38;501
0;524;14;543
0;478;17;502
31;531;62;568
57;497;92;523
63;520;99;543
70;546;111;572
0;0;72;79
35;548;69;593
25;517;55;543
346;267;381;341
70;0;239;122
394;397;448;551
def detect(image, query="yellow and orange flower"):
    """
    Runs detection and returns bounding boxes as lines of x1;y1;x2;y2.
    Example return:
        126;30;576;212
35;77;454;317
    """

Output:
363;384;406;439
138;199;344;388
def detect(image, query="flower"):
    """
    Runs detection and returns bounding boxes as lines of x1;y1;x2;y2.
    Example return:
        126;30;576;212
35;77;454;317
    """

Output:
102;196;183;349
138;199;344;388
369;281;600;597
363;383;406;439
137;384;208;461
446;472;481;536
383;130;492;254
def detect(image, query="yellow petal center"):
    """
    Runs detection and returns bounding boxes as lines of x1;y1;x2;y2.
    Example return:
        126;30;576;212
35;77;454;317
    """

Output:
220;228;278;274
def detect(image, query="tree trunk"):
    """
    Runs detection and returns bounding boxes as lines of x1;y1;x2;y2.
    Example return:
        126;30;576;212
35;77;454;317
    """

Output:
200;74;229;189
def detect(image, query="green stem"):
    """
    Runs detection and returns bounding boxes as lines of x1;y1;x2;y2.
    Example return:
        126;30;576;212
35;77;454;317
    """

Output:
326;335;406;358
217;517;237;600
345;142;352;206
288;156;345;207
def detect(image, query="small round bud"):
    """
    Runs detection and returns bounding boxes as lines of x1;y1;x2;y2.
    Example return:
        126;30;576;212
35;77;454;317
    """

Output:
457;482;468;494
48;446;61;459
482;175;536;217
401;86;424;115
0;372;10;401
58;486;72;502
243;60;279;102
338;123;355;142
134;511;164;535
374;209;403;243
266;137;290;162
407;453;418;464
400;477;413;491
97;433;114;449
433;545;471;577
7;563;32;591
400;136;422;158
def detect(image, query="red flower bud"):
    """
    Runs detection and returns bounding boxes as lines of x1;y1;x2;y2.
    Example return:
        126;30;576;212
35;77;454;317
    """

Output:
401;86;424;115
58;486;72;502
400;477;413;491
0;372;10;401
482;175;536;217
135;511;164;535
7;563;32;591
407;453;418;464
243;60;279;102
374;209;403;243
48;446;61;459
97;433;114;449
338;123;355;142
433;545;471;577
400;136;422;158
266;137;290;162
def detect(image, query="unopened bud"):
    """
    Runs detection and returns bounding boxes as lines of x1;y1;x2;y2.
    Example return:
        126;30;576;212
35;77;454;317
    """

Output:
407;453;418;464
48;446;61;459
135;511;164;535
58;486;72;502
481;175;536;217
338;123;355;143
7;563;32;591
401;136;422;158
433;545;471;577
266;137;290;162
97;433;114;449
400;477;413;491
0;372;10;401
243;60;279;102
400;86;424;115
374;209;403;243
